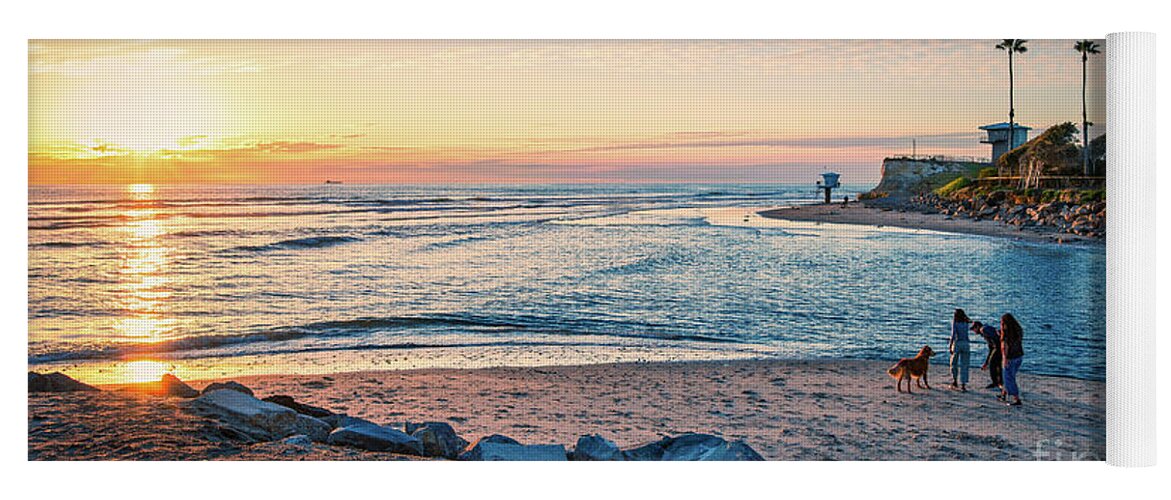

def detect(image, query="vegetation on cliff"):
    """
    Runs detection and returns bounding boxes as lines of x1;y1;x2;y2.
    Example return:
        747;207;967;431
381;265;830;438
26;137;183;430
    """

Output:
997;122;1084;178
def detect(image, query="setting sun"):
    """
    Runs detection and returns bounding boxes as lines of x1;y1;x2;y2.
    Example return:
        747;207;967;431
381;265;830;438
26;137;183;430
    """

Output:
118;360;172;384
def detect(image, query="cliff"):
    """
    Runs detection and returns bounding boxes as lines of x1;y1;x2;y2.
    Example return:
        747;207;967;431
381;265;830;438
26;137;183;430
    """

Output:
862;157;988;204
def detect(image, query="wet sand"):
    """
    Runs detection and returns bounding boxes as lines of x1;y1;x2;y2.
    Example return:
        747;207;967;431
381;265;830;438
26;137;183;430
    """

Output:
31;359;1104;460
758;204;1100;245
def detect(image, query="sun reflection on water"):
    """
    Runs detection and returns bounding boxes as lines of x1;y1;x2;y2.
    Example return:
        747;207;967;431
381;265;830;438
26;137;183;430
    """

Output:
113;184;179;345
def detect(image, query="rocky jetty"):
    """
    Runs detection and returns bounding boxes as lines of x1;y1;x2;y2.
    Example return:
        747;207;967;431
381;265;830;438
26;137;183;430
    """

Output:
905;191;1105;239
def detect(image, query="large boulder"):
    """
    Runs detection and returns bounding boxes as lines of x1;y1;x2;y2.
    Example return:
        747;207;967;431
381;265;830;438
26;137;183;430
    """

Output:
29;372;99;393
406;422;469;459
183;389;305;441
327;422;425;456
458;434;521;460
292;414;333;443
471;442;568;461
623;433;764;461
622;438;670;461
262;395;333;418
571;434;623;461
201;381;253;397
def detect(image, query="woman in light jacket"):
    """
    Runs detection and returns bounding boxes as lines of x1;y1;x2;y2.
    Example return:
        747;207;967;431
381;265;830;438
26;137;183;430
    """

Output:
949;308;971;392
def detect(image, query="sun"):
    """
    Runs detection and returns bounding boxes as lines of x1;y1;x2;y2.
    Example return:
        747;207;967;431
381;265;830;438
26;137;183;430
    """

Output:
43;51;238;156
119;360;172;384
127;183;155;194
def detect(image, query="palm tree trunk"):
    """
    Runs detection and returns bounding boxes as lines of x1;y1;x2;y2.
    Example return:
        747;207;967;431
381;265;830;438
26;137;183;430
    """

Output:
1008;50;1016;171
1082;52;1091;176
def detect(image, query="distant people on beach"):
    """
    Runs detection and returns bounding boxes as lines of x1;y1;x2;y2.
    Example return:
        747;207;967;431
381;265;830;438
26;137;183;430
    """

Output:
999;313;1025;406
970;321;1003;390
949;309;971;392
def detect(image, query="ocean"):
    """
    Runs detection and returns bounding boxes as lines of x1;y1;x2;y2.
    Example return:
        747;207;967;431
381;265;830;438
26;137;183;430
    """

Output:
27;184;1106;383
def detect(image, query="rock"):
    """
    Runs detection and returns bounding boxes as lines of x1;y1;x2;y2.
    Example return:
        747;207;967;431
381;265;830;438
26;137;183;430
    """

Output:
458;434;521;460
321;414;379;429
183;389;301;440
689;440;766;461
470;442;568;461
201;381;253;397
282;434;314;447
406;422;469;459
157;374;199;398
328;422;425;455
293;414;333;443
623;433;764;461
28;372;99;393
622;439;669;461
571;434;623;461
262;395;333;418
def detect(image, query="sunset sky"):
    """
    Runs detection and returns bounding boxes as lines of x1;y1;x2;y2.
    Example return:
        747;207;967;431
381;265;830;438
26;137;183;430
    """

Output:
29;40;1105;185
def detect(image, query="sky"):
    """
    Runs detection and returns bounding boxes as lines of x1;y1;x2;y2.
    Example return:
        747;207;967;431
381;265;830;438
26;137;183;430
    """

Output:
29;39;1106;185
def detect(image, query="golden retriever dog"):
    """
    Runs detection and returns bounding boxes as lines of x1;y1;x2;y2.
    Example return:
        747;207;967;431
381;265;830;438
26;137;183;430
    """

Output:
888;346;936;393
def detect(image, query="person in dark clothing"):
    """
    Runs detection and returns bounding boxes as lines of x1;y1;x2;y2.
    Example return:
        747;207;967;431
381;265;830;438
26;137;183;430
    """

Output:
970;321;1003;390
999;313;1025;406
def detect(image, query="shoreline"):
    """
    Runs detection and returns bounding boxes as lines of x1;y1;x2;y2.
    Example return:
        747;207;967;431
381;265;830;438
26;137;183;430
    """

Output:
758;203;1103;245
32;359;1105;461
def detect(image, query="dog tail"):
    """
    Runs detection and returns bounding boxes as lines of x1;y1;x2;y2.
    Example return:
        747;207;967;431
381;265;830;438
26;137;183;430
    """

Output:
887;361;905;378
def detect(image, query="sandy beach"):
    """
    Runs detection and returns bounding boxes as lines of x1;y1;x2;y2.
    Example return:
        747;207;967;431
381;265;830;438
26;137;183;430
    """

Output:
29;359;1104;461
758;203;1102;245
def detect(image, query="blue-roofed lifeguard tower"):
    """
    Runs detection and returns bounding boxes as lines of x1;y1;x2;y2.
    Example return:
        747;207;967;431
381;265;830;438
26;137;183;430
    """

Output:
980;122;1031;165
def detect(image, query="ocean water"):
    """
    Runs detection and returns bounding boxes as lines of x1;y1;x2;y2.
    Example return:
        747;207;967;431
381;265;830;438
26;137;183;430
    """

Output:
28;184;1105;383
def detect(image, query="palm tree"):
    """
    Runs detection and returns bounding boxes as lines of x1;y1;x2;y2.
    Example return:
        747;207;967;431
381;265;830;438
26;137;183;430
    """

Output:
996;39;1028;174
1075;40;1101;176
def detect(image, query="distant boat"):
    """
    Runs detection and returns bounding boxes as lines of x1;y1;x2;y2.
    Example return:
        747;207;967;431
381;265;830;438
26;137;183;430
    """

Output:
324;180;343;184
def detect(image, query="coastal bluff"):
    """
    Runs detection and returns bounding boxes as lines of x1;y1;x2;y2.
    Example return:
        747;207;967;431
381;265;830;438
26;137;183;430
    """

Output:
862;157;987;204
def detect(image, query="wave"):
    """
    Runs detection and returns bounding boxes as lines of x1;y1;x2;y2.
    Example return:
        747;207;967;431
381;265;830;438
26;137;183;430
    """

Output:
593;248;700;276
229;236;362;252
27;312;743;363
29;241;108;249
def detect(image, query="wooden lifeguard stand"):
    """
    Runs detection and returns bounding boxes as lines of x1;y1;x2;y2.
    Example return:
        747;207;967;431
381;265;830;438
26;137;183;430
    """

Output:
816;172;840;204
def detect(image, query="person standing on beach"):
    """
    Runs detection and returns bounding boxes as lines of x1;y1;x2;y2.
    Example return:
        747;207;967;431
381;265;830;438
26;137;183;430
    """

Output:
970;321;1003;390
949;309;972;392
999;313;1025;406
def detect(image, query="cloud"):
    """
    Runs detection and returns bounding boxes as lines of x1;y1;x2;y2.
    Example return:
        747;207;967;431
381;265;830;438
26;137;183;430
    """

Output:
563;131;984;154
251;141;345;153
177;135;208;147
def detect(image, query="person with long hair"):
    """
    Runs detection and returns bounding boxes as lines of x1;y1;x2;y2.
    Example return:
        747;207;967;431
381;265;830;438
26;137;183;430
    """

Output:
949;308;972;392
970;321;1003;390
1000;313;1025;406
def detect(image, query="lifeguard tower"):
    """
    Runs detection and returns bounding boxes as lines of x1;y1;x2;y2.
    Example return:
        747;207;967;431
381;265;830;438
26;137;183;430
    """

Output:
980;122;1031;164
816;171;841;204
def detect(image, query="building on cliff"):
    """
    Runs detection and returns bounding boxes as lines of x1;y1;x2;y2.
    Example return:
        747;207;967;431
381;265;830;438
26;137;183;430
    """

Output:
980;122;1032;164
